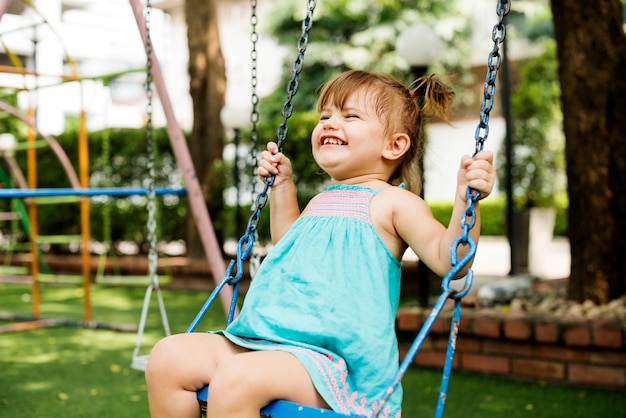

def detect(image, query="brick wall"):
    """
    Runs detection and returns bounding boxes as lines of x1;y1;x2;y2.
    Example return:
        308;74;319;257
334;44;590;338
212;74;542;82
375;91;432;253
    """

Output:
396;306;626;389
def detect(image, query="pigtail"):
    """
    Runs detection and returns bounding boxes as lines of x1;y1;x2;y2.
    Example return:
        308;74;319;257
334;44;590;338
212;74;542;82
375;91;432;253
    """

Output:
410;74;455;123
394;74;455;196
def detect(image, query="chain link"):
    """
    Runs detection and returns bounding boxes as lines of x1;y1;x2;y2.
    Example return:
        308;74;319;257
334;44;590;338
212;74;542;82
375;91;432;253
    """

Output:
224;0;317;293
454;0;510;277
144;0;158;284
274;0;316;152
248;0;262;278
249;0;260;201
474;0;511;155
376;3;511;415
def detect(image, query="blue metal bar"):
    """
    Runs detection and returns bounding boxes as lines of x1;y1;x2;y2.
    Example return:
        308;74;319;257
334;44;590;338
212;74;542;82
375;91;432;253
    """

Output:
0;187;187;198
435;298;463;418
376;286;455;414
185;268;234;333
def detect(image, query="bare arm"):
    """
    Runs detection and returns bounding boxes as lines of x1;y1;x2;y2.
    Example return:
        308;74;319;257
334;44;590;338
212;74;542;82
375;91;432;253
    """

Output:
257;142;301;243
393;150;495;277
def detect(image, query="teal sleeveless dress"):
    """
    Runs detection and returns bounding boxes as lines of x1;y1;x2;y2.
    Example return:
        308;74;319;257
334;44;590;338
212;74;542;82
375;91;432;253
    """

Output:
221;184;403;417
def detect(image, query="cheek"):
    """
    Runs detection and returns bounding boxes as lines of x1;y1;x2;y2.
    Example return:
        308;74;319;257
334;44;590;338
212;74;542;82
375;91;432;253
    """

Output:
311;125;322;146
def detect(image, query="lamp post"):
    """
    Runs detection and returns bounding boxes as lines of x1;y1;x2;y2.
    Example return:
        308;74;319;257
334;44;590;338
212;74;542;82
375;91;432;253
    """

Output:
396;24;441;308
396;24;442;82
221;104;252;237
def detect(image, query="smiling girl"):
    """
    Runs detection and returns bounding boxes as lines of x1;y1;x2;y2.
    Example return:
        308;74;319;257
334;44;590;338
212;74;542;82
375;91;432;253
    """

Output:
145;70;495;418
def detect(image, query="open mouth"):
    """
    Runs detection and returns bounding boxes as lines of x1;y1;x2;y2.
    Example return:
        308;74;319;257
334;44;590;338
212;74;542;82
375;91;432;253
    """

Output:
321;137;346;145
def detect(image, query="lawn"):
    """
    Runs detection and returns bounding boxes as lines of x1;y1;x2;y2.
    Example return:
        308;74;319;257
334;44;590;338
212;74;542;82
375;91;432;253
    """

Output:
1;282;624;418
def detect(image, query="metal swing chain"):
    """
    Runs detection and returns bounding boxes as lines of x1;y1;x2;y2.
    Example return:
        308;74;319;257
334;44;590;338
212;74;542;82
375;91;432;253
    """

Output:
225;0;317;291
144;0;158;287
249;0;260;198
248;0;262;278
454;0;511;263
435;2;511;418
375;2;511;417
186;0;317;331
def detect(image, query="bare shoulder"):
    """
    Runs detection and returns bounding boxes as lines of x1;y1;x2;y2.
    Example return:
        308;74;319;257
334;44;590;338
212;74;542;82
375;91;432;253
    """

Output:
372;186;430;215
369;186;432;259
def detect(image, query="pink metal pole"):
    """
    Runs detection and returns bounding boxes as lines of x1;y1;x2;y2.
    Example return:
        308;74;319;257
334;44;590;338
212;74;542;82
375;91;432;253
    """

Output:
0;0;9;21
0;101;81;188
129;0;235;317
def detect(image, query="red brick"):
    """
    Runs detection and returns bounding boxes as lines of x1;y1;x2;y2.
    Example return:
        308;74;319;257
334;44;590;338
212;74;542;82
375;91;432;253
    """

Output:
503;317;532;340
400;335;435;355
535;322;559;344
593;326;623;349
432;336;452;351
483;340;533;357
512;358;566;381
534;345;588;362
569;364;626;388
460;353;510;374
474;316;501;339
413;350;448;368
563;326;591;347
396;308;421;331
429;333;476;355
456;337;481;353
431;313;451;335
589;351;626;367
458;315;474;335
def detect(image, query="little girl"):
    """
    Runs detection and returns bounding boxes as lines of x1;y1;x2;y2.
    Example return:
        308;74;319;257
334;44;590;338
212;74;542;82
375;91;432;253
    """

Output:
145;70;496;418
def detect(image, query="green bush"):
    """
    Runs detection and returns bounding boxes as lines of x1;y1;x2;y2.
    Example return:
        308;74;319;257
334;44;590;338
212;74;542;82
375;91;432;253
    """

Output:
429;197;568;237
3;115;568;255
7;125;188;249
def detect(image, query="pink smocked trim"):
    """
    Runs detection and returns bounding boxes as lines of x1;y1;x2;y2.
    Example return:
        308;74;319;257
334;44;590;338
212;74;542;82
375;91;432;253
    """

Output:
302;188;371;224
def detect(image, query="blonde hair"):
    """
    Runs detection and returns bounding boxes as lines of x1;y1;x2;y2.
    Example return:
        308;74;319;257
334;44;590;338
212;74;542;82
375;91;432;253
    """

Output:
316;70;454;194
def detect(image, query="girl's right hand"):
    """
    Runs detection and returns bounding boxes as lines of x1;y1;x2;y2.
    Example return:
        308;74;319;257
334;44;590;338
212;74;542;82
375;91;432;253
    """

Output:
257;142;293;187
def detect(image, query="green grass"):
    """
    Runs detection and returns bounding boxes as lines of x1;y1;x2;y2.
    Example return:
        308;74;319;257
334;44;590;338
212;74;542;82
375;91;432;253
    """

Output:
1;283;624;418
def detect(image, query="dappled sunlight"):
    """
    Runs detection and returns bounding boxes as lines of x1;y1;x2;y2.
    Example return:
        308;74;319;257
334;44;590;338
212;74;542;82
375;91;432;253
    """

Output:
18;381;55;392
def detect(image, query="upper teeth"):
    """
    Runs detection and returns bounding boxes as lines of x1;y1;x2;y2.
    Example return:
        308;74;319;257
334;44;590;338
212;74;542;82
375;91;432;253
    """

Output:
323;138;345;145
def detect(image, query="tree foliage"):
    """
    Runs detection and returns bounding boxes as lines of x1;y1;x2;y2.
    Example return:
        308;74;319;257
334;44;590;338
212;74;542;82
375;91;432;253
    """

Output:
261;0;472;111
253;0;474;202
500;39;566;208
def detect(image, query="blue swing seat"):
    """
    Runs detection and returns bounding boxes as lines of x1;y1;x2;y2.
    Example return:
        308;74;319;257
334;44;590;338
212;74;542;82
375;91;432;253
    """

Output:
197;385;361;417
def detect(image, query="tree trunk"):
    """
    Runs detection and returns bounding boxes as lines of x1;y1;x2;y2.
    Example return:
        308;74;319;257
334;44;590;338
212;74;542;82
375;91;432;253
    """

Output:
185;0;227;259
550;0;626;303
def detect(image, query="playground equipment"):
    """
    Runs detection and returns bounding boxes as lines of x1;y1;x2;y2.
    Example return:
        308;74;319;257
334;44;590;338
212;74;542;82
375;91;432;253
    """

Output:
0;0;235;330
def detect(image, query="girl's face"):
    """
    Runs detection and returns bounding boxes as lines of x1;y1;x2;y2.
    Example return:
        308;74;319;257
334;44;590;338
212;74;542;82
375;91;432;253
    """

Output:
311;89;391;182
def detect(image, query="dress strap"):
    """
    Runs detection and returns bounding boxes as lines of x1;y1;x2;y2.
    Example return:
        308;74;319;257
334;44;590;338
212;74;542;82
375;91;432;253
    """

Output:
372;182;405;196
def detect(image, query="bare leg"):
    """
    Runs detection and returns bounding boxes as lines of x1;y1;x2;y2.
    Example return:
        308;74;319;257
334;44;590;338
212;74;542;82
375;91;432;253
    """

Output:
206;350;329;418
146;333;247;418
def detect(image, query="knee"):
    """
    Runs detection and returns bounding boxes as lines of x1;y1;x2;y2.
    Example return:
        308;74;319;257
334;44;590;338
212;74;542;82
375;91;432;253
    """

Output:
145;335;184;384
207;357;256;410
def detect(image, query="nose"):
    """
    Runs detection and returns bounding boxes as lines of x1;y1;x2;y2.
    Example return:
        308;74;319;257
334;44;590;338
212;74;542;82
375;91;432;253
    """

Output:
321;115;338;129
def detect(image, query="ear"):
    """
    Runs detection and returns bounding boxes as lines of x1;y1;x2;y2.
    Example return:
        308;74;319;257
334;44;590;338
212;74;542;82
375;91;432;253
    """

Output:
382;133;410;161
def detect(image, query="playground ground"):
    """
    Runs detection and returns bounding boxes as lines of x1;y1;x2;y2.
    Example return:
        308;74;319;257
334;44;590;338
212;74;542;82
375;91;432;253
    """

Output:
2;247;625;418
5;236;625;417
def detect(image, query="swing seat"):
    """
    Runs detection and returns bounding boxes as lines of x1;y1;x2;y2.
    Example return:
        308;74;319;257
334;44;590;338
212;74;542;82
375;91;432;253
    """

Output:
197;385;359;417
96;274;173;286
131;354;150;371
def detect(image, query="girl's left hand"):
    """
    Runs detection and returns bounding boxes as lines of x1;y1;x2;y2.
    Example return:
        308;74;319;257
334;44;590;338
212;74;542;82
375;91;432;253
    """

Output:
457;150;496;201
